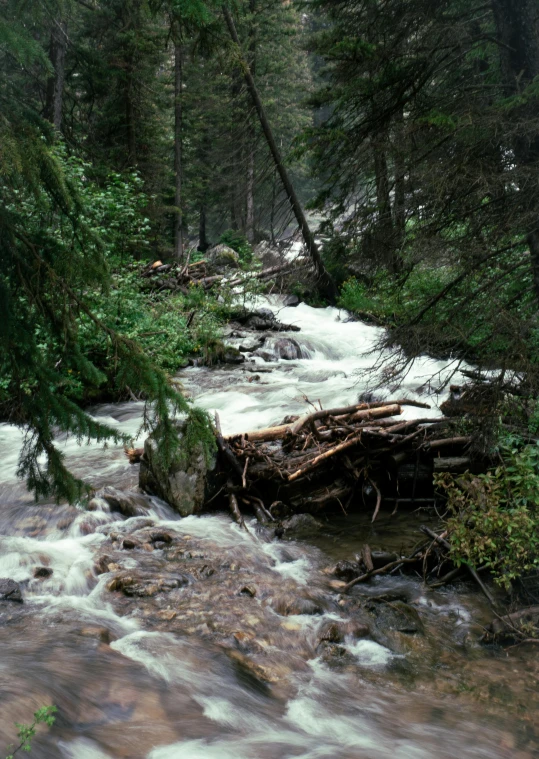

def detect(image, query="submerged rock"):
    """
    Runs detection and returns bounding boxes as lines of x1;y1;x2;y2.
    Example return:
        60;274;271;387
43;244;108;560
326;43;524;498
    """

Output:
139;418;220;517
0;579;22;603
90;487;151;518
366;599;425;635
281;513;325;539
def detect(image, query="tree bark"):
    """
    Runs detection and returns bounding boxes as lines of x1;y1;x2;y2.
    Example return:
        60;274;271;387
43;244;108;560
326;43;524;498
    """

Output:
392;108;406;262
174;38;184;261
245;0;257;244
198;204;209;252
125;59;137;167
44;20;67;130
222;5;338;303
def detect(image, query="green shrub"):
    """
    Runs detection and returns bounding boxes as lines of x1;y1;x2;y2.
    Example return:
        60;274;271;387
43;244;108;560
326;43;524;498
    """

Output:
218;229;253;265
438;443;539;588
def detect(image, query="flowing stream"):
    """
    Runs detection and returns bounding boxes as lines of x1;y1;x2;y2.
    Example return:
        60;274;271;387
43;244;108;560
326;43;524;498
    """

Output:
0;298;537;758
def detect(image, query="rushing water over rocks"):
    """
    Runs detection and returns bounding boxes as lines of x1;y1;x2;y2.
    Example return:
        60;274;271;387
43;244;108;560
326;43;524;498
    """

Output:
0;298;538;758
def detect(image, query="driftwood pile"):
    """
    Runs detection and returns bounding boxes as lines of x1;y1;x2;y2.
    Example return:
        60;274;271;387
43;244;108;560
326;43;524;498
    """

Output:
211;400;502;600
215;398;473;523
140;257;304;294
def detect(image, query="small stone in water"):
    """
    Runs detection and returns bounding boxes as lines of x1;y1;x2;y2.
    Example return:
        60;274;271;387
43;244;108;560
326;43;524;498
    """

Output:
121;537;140;550
240;585;257;597
150;531;173;544
79;627;113;644
33;567;53;579
157;609;177;621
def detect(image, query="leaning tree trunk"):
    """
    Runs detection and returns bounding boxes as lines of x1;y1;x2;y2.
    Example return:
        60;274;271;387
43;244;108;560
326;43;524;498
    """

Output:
44;20;67;130
222;5;338;303
491;0;539;302
174;38;184;262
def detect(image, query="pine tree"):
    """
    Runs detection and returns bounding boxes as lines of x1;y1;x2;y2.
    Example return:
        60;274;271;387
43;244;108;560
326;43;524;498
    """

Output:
0;0;214;501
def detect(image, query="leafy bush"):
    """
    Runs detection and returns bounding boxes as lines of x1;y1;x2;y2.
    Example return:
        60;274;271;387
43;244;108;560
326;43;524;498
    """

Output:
218;229;253;265
438;443;539;588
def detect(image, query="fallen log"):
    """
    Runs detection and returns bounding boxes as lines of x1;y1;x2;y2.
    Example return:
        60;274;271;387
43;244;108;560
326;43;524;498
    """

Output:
343;555;423;592
228;403;404;444
288;438;365;482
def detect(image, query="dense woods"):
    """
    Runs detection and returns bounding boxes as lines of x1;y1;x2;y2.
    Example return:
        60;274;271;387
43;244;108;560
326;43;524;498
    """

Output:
1;0;539;585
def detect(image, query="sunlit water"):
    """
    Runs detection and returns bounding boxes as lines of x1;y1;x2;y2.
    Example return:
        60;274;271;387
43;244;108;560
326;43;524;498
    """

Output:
0;298;537;758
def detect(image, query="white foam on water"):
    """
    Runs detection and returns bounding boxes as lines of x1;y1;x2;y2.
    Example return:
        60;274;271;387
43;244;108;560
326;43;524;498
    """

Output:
110;630;178;682
148;738;252;759
344;638;398;667
184;296;467;436
271;555;312;585
0;533;101;595
59;738;114;759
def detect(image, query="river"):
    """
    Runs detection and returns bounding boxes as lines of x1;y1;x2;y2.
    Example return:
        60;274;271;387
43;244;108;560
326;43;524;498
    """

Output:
0;298;537;758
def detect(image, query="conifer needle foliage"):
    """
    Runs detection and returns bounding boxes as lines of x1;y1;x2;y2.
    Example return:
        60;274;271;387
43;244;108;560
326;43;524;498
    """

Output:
0;0;214;502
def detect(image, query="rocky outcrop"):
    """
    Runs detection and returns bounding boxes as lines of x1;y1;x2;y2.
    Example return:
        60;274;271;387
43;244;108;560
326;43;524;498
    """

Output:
139;419;220;517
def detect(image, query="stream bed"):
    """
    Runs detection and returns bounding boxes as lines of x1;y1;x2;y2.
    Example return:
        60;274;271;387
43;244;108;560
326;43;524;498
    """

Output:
0;298;537;758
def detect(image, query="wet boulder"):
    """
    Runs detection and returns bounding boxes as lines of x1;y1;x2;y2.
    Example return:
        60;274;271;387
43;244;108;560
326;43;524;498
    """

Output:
333;560;360;582
0;579;23;603
283;294;300;307
90;487;151;518
222;346;245;365
281;514;324;540
366;599;424;635
139;418;220;517
254;337;304;362
268;594;323;616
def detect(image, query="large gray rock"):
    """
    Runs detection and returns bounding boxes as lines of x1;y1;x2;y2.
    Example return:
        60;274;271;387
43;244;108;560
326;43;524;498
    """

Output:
207;244;240;269
139;419;219;517
254;337;304;361
252;241;282;269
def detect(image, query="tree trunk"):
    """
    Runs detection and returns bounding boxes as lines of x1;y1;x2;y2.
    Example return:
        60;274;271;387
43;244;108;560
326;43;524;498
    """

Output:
198;204;209;252
125;60;137;167
44;20;67;130
246;121;256;243
392;109;406;260
174;38;184;261
245;0;257;244
492;0;539;301
222;5;338;303
373;127;402;274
